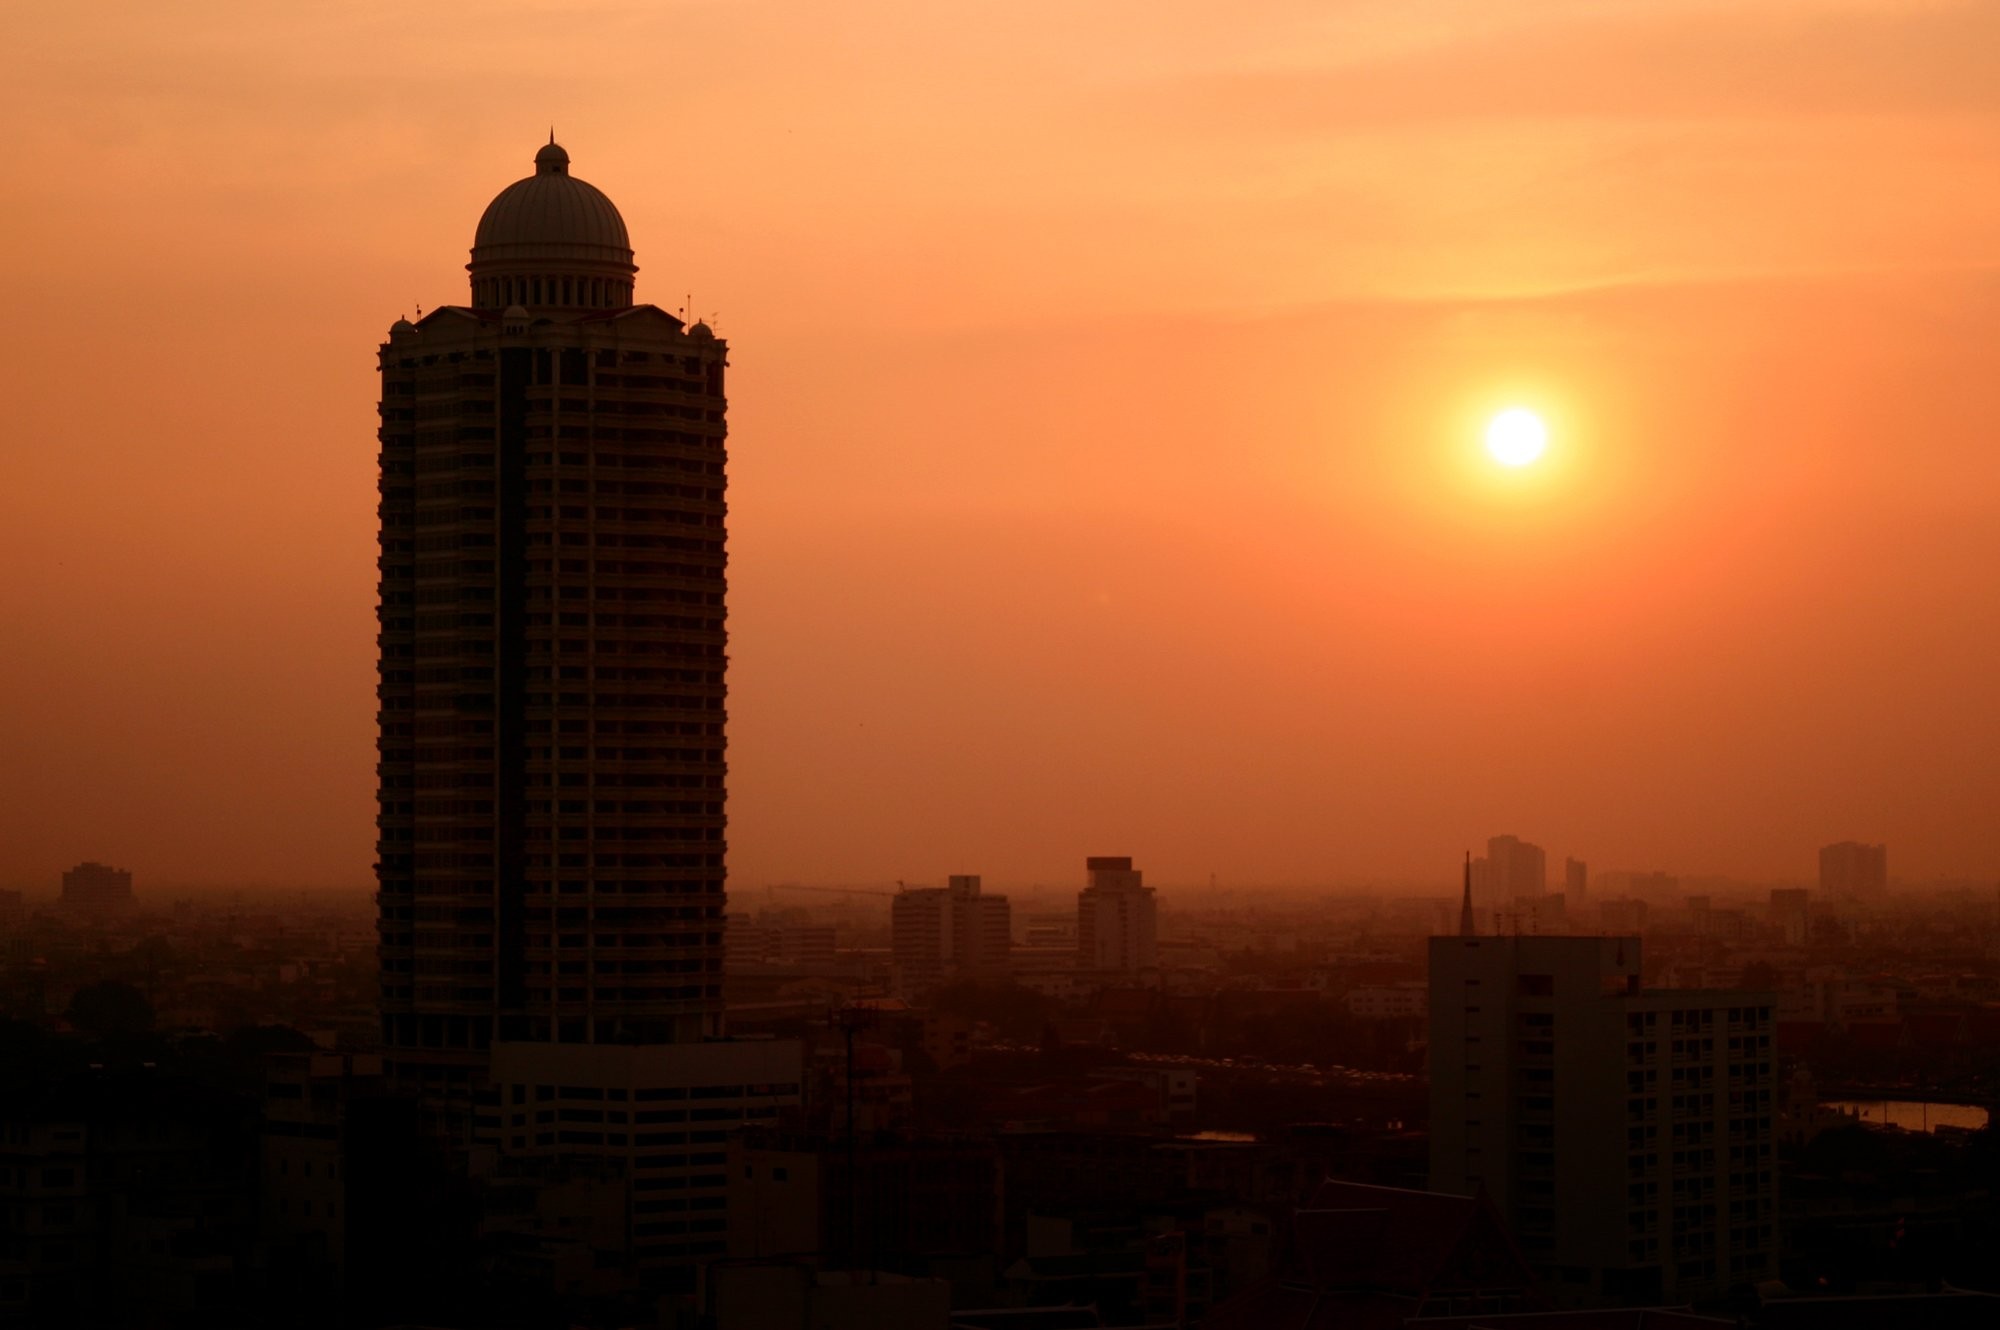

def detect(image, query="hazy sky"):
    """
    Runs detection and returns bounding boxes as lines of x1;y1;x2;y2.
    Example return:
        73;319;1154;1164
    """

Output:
2;1;1996;893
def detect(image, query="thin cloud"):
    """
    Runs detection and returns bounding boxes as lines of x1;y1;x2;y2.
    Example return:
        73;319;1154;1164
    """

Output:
1144;4;2000;132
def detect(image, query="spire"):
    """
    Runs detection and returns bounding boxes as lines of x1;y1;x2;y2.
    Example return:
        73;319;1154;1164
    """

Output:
1459;851;1476;937
533;137;570;176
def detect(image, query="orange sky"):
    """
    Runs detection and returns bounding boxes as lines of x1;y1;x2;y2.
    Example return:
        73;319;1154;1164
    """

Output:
2;1;1997;893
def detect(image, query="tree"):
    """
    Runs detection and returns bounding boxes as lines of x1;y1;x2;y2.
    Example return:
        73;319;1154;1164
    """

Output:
66;980;155;1039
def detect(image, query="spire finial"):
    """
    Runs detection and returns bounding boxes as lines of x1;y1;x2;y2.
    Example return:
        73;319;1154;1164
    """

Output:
549;126;556;146
1459;850;1477;938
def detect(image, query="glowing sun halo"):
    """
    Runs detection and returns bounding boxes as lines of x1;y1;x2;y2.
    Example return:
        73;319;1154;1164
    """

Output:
1485;407;1548;467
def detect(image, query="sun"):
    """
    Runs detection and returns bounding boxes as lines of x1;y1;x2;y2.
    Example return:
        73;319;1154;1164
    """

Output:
1485;407;1547;467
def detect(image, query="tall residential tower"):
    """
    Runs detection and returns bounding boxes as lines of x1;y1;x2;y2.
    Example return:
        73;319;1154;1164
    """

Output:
375;141;732;1138
1428;934;1777;1304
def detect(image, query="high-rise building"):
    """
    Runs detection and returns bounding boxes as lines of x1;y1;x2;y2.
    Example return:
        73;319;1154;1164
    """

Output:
1077;856;1157;973
890;875;1012;993
1480;835;1547;901
1428;934;1777;1304
374;140;733;1138
1564;856;1588;903
1818;841;1886;899
60;861;133;910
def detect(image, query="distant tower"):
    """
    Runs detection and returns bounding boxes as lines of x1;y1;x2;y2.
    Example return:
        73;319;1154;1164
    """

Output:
1486;834;1548;900
1818;842;1887;900
61;861;134;911
1077;857;1158;972
1459;851;1476;937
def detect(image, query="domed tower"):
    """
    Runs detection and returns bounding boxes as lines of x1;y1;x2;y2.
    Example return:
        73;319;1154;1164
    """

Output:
467;139;638;311
375;143;755;1170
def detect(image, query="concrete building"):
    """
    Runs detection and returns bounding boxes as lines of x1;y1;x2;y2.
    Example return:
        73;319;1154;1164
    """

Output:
59;862;132;910
726;1127;1003;1264
890;875;1011;993
1428;934;1777;1305
1346;982;1428;1020
1077;857;1157;973
1486;835;1548;900
260;1052;430;1303
1819;841;1887;900
488;1038;802;1286
710;1263;951;1330
373;140;732;1139
1565;857;1589;903
1769;888;1811;946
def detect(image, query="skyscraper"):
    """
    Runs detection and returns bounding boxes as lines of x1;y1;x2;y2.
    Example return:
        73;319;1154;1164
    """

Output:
1077;856;1158;973
1818;841;1887;900
375;141;733;1137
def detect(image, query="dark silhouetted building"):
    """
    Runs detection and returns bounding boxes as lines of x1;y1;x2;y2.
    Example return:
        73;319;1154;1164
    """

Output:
891;875;1012;994
0;1068;255;1323
1078;857;1156;973
59;861;132;910
727;1128;1003;1264
1474;835;1547;903
1204;1179;1544;1329
1818;841;1887;900
1428;934;1777;1305
374;140;732;1140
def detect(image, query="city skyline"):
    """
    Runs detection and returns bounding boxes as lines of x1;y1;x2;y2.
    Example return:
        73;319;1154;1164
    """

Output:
7;9;2000;1328
4;1;1999;892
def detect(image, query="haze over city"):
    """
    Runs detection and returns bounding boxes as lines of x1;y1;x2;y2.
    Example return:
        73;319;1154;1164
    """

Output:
5;0;1999;893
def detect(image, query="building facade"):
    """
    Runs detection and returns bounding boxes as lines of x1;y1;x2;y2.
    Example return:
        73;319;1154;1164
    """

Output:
1473;835;1547;905
375;141;731;1139
1819;841;1887;900
1428;934;1777;1305
1077;857;1157;973
59;862;132;910
890;875;1011;993
488;1040;802;1280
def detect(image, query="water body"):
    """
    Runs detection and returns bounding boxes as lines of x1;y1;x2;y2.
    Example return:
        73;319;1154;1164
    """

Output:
1823;1099;1989;1133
